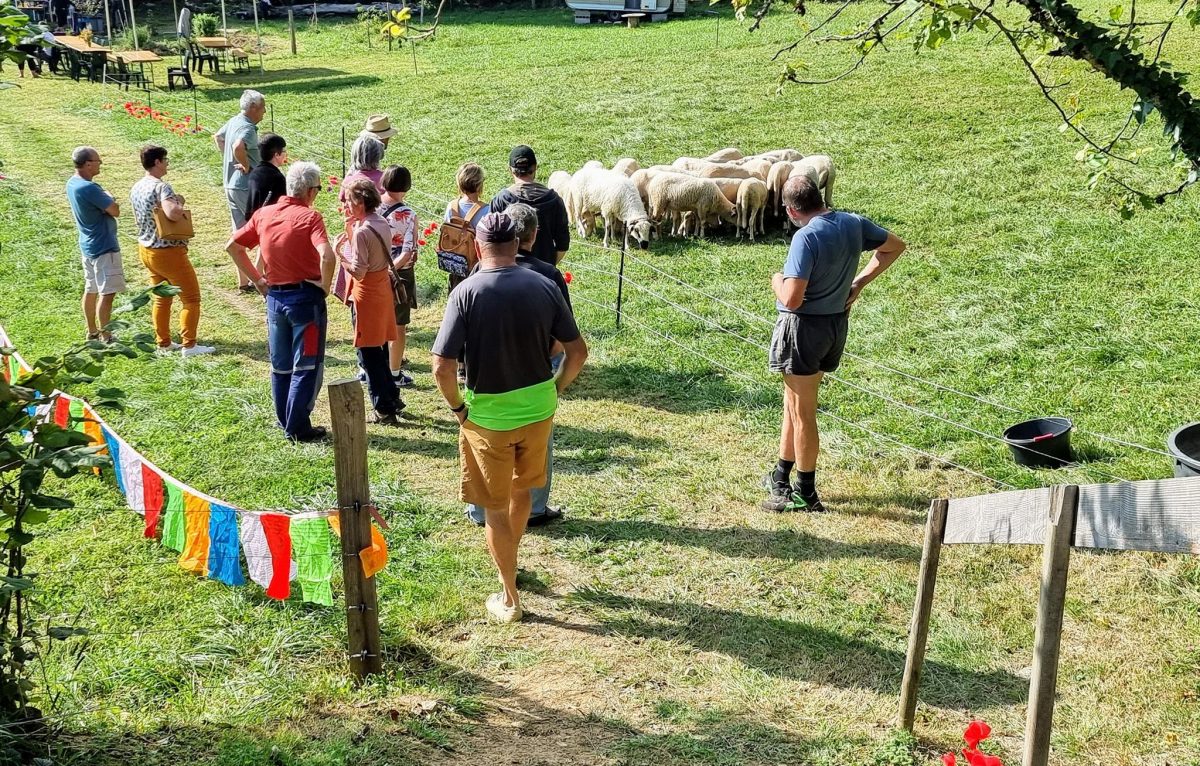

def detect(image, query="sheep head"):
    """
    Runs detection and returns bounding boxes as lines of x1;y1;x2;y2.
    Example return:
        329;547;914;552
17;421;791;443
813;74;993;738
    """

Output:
629;218;653;250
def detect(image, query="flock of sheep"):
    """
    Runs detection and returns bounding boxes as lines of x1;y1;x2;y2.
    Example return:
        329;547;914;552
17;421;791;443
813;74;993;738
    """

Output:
547;147;836;251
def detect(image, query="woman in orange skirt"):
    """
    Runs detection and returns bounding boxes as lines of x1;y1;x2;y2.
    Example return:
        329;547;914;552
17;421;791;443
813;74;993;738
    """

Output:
339;179;404;424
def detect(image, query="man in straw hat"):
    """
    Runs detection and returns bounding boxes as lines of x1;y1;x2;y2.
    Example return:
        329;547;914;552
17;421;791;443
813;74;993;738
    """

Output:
361;114;398;149
431;212;587;623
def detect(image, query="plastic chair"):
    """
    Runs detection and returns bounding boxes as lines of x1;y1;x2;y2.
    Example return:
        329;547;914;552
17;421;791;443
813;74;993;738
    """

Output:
186;39;220;74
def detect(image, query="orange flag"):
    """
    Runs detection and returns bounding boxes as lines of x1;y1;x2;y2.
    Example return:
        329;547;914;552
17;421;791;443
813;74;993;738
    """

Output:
327;513;388;578
179;492;212;575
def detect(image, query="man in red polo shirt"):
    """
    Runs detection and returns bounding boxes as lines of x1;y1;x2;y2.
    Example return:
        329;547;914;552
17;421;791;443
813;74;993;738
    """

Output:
225;161;337;442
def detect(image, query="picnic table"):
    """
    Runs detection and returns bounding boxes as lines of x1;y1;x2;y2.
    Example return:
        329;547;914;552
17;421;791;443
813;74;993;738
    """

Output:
108;49;163;86
56;35;111;54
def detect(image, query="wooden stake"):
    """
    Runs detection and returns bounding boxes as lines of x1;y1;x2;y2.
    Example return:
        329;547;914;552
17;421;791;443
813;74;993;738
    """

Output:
328;379;383;680
289;9;297;55
1022;485;1078;766
898;498;948;731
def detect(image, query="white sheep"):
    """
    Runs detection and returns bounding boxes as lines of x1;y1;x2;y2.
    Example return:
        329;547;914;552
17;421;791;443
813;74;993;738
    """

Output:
740;158;773;182
708;177;743;205
789;154;836;207
696;163;752;180
580;160;604;172
704;147;743;162
758;149;804;162
671;157;712;172
549;170;595;236
766;161;794;219
631;166;692;223
736;178;768;241
612;158;640;176
570;166;654;250
647;174;738;239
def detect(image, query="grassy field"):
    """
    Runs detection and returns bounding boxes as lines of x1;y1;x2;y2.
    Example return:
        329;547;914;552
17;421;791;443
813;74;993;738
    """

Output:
1;3;1199;764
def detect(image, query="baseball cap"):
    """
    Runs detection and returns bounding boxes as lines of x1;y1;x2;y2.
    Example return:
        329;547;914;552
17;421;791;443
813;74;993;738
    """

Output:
476;212;517;244
509;145;537;174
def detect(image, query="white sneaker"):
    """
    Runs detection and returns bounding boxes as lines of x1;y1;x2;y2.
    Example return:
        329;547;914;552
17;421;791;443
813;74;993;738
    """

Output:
155;343;183;356
485;592;523;623
180;344;216;358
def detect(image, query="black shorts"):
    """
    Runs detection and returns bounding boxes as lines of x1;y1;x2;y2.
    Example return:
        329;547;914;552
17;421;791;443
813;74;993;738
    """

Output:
393;267;417;325
768;311;849;376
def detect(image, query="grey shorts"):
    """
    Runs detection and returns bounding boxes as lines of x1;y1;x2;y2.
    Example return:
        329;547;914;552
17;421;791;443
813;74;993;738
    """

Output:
769;311;849;376
82;251;126;295
226;186;250;230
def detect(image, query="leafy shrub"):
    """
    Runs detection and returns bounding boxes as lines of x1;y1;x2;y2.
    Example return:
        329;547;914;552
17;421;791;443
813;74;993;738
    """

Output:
194;12;219;36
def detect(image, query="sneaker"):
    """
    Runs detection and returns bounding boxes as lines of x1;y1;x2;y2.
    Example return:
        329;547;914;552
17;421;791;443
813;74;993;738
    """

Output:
181;344;216;358
155;343;183;356
790;489;827;513
288;426;329;444
760;475;794;513
373;411;401;426
526;506;565;528
485;592;523;623
393;371;414;388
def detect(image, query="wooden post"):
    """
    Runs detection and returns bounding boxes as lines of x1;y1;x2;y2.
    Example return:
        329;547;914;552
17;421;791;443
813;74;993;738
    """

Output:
898;498;949;731
328;379;383;680
1023;484;1078;766
289;8;297;55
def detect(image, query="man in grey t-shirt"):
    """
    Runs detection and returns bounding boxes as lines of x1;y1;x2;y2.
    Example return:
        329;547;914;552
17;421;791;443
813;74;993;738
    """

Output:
762;175;906;513
214;89;266;290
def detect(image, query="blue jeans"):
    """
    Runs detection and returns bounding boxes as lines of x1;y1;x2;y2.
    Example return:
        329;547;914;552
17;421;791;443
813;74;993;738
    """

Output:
266;285;327;438
467;429;553;524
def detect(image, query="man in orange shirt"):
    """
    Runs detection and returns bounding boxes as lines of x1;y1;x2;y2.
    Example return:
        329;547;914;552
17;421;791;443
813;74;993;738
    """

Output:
225;161;337;442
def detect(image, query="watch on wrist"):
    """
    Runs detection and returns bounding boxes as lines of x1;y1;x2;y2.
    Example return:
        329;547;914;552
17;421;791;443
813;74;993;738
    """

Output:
450;402;466;413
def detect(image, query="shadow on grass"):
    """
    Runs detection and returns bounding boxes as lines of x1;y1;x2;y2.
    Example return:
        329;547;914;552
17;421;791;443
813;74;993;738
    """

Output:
562;589;1027;709
48;636;862;766
201;72;383;100
545;518;920;562
552;423;669;474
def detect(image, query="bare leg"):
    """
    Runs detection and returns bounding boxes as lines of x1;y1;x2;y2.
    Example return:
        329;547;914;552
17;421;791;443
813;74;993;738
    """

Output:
389;324;407;372
483;488;532;609
783;372;823;471
778;387;796;462
82;292;99;336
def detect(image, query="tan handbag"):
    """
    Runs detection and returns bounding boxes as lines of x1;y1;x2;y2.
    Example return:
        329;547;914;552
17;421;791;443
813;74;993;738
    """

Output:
152;198;195;241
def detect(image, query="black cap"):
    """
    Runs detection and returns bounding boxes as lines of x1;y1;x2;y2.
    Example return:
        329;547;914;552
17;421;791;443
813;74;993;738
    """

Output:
509;145;537;174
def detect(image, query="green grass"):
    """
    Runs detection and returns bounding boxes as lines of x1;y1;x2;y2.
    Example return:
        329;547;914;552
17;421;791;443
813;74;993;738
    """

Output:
1;3;1199;764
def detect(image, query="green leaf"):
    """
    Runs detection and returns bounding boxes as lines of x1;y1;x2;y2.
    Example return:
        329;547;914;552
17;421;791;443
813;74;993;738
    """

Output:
1108;5;1123;23
28;495;74;510
20;508;50;525
0;577;34;595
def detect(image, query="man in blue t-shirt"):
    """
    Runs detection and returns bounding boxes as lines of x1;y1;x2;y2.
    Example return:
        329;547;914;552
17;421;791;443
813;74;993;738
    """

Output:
66;146;125;343
763;175;906;513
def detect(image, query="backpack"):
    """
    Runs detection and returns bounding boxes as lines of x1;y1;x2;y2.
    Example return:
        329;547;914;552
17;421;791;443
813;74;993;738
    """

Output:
435;202;483;278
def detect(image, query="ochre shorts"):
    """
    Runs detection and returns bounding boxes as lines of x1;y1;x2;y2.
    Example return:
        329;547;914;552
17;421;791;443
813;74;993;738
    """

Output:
459;416;553;510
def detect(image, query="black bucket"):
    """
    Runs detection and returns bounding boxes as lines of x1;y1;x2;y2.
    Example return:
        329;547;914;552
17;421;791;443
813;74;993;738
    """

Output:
1002;417;1074;468
1167;422;1200;479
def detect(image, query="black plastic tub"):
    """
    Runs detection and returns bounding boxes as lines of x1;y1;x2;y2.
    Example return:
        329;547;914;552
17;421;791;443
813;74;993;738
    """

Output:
1002;417;1074;468
1168;422;1200;478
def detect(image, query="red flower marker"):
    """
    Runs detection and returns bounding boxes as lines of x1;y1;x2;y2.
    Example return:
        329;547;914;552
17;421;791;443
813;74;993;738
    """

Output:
563;271;573;284
418;239;427;246
964;722;991;750
942;755;956;766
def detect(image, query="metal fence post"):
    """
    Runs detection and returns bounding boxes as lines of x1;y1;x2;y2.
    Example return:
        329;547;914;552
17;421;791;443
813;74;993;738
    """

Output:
341;125;347;178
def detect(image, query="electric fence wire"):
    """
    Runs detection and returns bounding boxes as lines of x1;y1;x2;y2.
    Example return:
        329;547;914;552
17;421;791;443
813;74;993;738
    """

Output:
569;292;1015;490
568;260;1121;483
570;239;1172;466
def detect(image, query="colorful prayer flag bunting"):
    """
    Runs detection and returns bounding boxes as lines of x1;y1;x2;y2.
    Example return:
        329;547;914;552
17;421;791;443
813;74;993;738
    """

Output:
327;513;389;579
0;323;376;605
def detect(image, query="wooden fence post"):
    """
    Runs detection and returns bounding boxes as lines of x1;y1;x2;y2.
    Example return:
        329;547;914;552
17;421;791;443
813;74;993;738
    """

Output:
328;379;383;680
1023;484;1079;766
898;498;949;731
289;8;297;55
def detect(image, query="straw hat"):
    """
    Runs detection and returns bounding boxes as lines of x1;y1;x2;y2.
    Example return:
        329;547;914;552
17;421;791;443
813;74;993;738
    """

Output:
363;114;397;140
